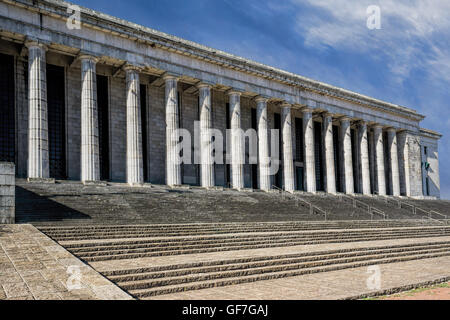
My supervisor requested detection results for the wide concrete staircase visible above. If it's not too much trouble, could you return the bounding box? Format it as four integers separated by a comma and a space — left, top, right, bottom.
16, 180, 450, 225
38, 222, 450, 299
111, 241, 450, 299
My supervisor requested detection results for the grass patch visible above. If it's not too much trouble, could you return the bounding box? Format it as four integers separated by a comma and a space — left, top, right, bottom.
367, 282, 450, 300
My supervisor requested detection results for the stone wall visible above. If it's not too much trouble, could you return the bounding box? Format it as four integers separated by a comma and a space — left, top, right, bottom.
0, 163, 15, 224
66, 66, 82, 180
421, 136, 440, 198
148, 84, 166, 185
109, 76, 127, 182
407, 133, 423, 197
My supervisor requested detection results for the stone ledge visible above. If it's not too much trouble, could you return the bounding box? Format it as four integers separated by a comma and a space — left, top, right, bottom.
83, 181, 108, 187
27, 178, 56, 184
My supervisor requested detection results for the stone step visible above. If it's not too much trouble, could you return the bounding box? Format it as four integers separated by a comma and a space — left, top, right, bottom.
73, 230, 450, 262
64, 227, 450, 251
17, 180, 449, 225
127, 251, 450, 298
39, 222, 446, 241
106, 242, 450, 281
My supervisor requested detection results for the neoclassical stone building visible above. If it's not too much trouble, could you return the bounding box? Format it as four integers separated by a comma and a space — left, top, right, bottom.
0, 0, 442, 198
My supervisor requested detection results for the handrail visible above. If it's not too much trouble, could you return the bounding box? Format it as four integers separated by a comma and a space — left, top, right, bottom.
370, 207, 387, 220
272, 186, 329, 220
429, 210, 448, 220
422, 215, 445, 225
378, 196, 446, 219
339, 194, 378, 220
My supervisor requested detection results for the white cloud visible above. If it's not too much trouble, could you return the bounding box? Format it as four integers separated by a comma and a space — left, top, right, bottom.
291, 0, 450, 82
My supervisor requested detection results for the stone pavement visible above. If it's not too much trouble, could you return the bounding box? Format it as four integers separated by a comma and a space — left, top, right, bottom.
0, 224, 132, 300
146, 256, 450, 300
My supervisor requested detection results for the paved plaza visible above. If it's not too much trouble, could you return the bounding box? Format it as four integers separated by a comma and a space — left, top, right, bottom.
1, 223, 449, 300
0, 225, 131, 300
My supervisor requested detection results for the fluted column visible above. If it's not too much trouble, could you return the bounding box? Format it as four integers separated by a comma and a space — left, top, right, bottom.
228, 91, 244, 189
373, 125, 386, 196
198, 83, 215, 188
256, 97, 271, 191
358, 121, 371, 195
26, 41, 49, 180
340, 117, 354, 194
282, 104, 295, 192
387, 128, 400, 197
164, 75, 182, 186
303, 108, 316, 193
323, 113, 336, 194
80, 55, 100, 183
125, 66, 144, 186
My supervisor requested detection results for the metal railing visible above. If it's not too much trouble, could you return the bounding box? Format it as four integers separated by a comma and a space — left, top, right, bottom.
376, 195, 447, 221
272, 186, 329, 220
338, 194, 387, 220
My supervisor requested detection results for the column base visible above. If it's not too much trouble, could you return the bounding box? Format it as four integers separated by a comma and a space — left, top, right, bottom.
169, 185, 191, 190
27, 178, 55, 184
83, 181, 108, 187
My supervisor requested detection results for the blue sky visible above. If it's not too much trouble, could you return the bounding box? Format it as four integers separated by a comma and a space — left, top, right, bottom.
71, 0, 449, 199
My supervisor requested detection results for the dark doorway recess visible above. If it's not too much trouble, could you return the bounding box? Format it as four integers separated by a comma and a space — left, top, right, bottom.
97, 75, 110, 181
47, 64, 66, 179
225, 103, 231, 187
0, 53, 15, 164
251, 108, 258, 189
274, 113, 282, 189
140, 84, 149, 182
333, 125, 342, 193
314, 121, 324, 191
295, 118, 304, 191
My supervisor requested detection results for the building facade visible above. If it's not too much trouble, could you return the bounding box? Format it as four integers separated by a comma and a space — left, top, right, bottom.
0, 0, 442, 198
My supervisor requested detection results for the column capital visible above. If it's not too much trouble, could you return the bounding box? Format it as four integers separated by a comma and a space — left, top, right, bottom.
196, 82, 213, 90
25, 40, 48, 52
123, 64, 142, 73
372, 124, 384, 130
227, 89, 243, 97
280, 102, 292, 109
301, 107, 313, 114
322, 112, 334, 118
162, 73, 180, 82
386, 127, 398, 133
79, 54, 99, 64
339, 116, 352, 122
255, 95, 270, 104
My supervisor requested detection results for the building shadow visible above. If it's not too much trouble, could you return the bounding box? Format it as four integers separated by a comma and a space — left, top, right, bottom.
15, 186, 91, 223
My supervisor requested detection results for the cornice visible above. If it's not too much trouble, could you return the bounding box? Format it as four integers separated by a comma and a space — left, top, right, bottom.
3, 0, 426, 122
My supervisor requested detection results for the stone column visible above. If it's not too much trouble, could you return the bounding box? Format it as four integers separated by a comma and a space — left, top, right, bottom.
26, 41, 49, 180
358, 121, 371, 195
80, 55, 100, 183
373, 125, 386, 196
125, 66, 144, 186
256, 97, 271, 191
164, 75, 182, 186
387, 128, 401, 197
229, 91, 244, 190
397, 131, 410, 197
340, 117, 354, 194
323, 113, 336, 194
303, 108, 316, 193
282, 104, 295, 192
198, 83, 215, 188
